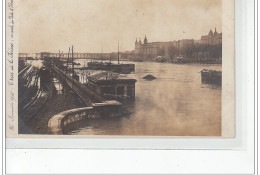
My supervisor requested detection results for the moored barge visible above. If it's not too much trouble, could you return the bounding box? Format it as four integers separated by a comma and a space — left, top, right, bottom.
201, 69, 222, 85
87, 61, 135, 74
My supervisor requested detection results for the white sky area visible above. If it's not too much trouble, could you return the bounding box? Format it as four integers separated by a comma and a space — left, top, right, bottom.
18, 0, 222, 53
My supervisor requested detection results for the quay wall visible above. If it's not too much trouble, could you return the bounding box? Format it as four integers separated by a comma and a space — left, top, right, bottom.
48, 107, 95, 134
48, 105, 121, 134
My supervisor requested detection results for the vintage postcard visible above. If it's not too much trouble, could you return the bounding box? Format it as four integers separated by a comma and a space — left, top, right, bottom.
6, 0, 235, 138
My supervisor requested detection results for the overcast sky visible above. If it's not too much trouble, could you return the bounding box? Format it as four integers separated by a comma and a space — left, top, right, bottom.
18, 0, 222, 53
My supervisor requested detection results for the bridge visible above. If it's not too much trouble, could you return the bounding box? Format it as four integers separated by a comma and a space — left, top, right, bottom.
19, 52, 117, 60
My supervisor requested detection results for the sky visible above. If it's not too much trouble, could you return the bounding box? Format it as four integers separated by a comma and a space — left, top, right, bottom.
18, 0, 222, 53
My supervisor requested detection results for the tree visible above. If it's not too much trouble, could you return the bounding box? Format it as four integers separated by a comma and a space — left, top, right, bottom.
168, 46, 178, 62
157, 47, 166, 56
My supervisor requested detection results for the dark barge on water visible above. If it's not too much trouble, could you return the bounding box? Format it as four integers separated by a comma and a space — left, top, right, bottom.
86, 71, 137, 100
87, 61, 135, 74
201, 69, 222, 85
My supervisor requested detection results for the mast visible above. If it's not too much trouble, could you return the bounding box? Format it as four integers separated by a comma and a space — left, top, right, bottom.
101, 43, 103, 60
54, 51, 58, 67
72, 45, 74, 75
109, 55, 112, 72
66, 47, 70, 74
118, 41, 120, 64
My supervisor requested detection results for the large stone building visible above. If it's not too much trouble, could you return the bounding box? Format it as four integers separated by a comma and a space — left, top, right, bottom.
198, 28, 222, 45
134, 36, 194, 58
134, 36, 158, 57
134, 28, 222, 58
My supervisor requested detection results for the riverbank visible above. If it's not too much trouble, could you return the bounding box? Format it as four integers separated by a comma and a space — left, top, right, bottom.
19, 73, 85, 134
76, 58, 222, 65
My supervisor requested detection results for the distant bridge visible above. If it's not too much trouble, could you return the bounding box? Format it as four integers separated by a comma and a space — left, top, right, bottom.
19, 52, 118, 60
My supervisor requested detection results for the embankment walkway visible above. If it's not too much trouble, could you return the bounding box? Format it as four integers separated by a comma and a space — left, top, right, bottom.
53, 66, 105, 106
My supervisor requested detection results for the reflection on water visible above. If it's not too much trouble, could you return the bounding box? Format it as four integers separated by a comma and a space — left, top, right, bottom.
70, 59, 222, 136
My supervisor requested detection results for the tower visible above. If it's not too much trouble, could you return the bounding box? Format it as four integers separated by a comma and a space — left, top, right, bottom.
135, 38, 138, 45
144, 35, 148, 44
208, 29, 213, 36
135, 38, 142, 55
135, 38, 138, 50
214, 27, 218, 36
208, 29, 214, 45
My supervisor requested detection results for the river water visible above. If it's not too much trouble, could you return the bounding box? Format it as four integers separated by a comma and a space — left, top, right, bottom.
69, 59, 221, 136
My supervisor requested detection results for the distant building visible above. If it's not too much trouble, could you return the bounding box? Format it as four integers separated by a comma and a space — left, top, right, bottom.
135, 36, 158, 58
179, 39, 195, 49
134, 36, 194, 59
134, 28, 222, 58
198, 28, 222, 45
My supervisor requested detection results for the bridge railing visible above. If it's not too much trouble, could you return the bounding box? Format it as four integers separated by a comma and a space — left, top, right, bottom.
53, 66, 104, 104
18, 65, 30, 77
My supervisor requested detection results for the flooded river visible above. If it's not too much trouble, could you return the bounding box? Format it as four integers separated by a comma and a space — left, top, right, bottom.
68, 59, 221, 136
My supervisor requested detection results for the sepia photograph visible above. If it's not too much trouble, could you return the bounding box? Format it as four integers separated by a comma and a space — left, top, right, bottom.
13, 0, 229, 136
7, 0, 258, 174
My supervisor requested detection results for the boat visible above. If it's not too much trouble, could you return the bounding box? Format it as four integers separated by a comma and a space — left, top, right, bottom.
201, 69, 221, 85
87, 42, 135, 74
87, 61, 135, 74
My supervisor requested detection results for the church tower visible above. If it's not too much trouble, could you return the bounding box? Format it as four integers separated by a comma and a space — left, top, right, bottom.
214, 28, 218, 36
135, 38, 138, 49
144, 35, 148, 44
135, 38, 141, 55
208, 29, 213, 36
208, 29, 214, 45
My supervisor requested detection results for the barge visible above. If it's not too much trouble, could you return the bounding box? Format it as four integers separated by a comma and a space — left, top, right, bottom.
87, 61, 135, 74
86, 71, 137, 100
201, 69, 222, 85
